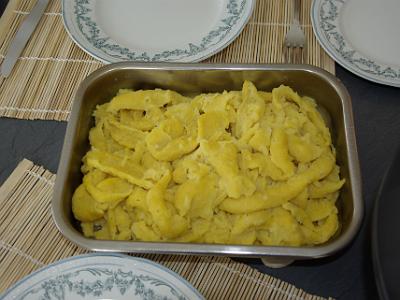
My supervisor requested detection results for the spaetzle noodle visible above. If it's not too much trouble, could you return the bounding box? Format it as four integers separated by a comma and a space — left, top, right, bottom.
72, 81, 344, 246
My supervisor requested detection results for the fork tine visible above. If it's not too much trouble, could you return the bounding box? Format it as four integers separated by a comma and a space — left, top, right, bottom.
287, 47, 293, 64
282, 45, 289, 63
291, 48, 296, 64
294, 47, 302, 64
286, 47, 295, 64
284, 46, 307, 64
283, 0, 307, 64
298, 46, 307, 64
301, 46, 307, 64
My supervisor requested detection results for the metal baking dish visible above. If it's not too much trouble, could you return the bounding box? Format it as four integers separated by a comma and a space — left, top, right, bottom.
52, 63, 362, 265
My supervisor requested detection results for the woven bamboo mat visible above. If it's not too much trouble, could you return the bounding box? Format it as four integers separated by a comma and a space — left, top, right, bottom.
0, 159, 333, 300
0, 0, 335, 121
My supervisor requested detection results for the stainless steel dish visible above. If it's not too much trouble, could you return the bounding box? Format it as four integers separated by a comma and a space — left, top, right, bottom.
52, 63, 362, 265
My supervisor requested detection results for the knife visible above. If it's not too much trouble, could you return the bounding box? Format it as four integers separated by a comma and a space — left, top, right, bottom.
0, 0, 50, 78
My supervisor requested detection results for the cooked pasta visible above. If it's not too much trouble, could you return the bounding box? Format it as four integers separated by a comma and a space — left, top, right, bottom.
72, 81, 344, 246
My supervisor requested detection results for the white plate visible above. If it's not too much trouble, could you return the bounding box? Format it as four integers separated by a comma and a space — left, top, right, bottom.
62, 0, 254, 63
1, 253, 204, 300
311, 0, 400, 87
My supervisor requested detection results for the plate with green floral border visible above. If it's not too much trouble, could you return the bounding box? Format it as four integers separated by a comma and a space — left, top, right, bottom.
0, 253, 204, 300
62, 0, 254, 63
311, 0, 400, 87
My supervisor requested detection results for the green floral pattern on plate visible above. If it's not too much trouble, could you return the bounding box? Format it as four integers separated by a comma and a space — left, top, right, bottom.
2, 254, 203, 300
73, 0, 248, 62
19, 268, 185, 300
312, 0, 400, 86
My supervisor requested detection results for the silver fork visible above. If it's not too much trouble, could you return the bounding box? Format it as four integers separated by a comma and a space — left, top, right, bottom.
283, 0, 307, 64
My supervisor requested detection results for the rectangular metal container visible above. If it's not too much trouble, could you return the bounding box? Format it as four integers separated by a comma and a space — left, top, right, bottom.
52, 63, 362, 263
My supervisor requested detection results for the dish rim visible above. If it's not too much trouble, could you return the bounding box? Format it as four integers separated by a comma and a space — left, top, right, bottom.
311, 0, 400, 88
61, 0, 255, 63
1, 253, 204, 299
52, 63, 363, 259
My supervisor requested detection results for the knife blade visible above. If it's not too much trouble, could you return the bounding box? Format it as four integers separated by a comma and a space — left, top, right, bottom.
0, 0, 50, 78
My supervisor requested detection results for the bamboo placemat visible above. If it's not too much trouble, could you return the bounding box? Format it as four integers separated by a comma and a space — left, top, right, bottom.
0, 0, 335, 121
0, 159, 333, 300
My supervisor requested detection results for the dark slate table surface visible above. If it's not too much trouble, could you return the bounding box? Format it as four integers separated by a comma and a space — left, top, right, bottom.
1, 1, 399, 299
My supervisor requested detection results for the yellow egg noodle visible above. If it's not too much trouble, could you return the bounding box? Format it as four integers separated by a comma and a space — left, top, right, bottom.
72, 81, 345, 246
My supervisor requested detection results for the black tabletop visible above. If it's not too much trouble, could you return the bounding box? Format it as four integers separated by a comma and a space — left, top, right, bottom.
372, 143, 400, 300
1, 2, 399, 299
